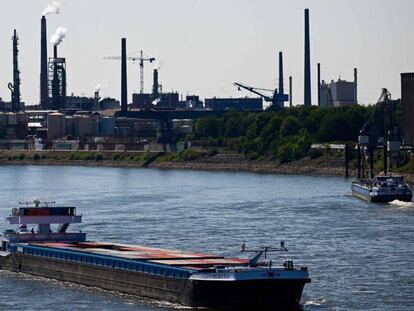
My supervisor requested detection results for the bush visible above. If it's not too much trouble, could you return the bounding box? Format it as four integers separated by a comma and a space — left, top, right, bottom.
94, 153, 104, 162
178, 149, 205, 161
277, 142, 297, 164
143, 152, 153, 162
33, 154, 41, 161
112, 153, 121, 161
18, 153, 26, 161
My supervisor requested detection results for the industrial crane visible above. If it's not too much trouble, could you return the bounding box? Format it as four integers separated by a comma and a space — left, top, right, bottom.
234, 82, 288, 109
104, 50, 155, 94
358, 88, 399, 178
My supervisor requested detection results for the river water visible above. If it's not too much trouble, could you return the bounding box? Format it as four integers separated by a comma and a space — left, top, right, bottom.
0, 165, 413, 311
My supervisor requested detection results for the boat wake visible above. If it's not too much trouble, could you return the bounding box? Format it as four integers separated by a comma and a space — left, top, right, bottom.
388, 200, 414, 208
304, 297, 327, 307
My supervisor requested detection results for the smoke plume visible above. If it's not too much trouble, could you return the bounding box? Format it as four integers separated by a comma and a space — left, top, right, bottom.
94, 83, 108, 92
154, 59, 164, 71
51, 27, 67, 46
42, 1, 61, 16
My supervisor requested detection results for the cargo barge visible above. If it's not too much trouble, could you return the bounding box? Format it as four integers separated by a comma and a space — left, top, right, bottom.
351, 175, 412, 203
0, 200, 311, 308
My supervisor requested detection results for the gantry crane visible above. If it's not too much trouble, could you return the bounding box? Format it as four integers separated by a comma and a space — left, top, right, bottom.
234, 82, 288, 110
104, 50, 155, 94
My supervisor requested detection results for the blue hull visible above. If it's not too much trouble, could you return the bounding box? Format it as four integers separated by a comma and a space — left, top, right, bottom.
352, 184, 413, 203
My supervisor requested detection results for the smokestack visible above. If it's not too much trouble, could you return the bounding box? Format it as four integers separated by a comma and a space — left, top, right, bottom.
317, 63, 321, 107
152, 69, 159, 100
40, 16, 48, 107
278, 52, 284, 95
354, 68, 358, 104
304, 8, 312, 106
54, 45, 57, 59
121, 38, 128, 112
289, 76, 293, 108
11, 29, 21, 112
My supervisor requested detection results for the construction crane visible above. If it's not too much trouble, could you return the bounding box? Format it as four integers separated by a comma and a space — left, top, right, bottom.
104, 50, 155, 94
234, 82, 288, 110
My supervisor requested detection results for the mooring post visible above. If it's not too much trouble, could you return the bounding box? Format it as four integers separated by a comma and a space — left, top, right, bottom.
344, 144, 349, 178
369, 147, 374, 178
357, 144, 361, 179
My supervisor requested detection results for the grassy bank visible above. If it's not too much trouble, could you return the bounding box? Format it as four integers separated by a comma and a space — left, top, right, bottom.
1, 149, 413, 184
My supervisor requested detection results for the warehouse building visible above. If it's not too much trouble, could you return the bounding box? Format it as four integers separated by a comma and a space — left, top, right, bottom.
204, 97, 262, 111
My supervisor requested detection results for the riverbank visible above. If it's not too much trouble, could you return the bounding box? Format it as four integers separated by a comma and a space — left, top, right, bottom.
1, 150, 413, 184
0, 149, 357, 178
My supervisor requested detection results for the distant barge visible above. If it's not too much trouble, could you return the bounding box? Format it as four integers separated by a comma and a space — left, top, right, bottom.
0, 200, 311, 308
352, 175, 412, 203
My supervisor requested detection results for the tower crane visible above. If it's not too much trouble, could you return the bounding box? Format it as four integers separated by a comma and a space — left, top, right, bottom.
234, 82, 288, 110
104, 50, 155, 94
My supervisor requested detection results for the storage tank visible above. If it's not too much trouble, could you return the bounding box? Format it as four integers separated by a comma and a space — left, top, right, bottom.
16, 112, 28, 124
65, 116, 75, 137
0, 112, 5, 126
47, 113, 66, 139
74, 116, 96, 138
99, 117, 115, 136
7, 113, 17, 125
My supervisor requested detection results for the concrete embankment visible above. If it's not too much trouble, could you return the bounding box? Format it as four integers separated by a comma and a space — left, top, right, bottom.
151, 153, 352, 177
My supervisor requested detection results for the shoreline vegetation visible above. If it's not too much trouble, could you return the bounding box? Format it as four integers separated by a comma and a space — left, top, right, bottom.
1, 150, 413, 184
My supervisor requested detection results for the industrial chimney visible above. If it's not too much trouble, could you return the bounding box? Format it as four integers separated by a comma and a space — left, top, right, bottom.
11, 29, 21, 112
304, 8, 312, 106
317, 63, 321, 107
40, 16, 48, 108
121, 38, 128, 112
152, 69, 159, 101
354, 68, 358, 104
289, 76, 293, 108
279, 51, 284, 95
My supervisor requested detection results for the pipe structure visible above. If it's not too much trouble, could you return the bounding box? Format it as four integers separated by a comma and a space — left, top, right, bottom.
121, 38, 128, 112
40, 16, 48, 107
304, 9, 312, 106
289, 76, 293, 108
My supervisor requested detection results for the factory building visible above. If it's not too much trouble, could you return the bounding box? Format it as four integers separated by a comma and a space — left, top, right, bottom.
131, 93, 151, 109
185, 96, 203, 109
65, 95, 97, 111
99, 98, 119, 110
205, 98, 263, 111
401, 73, 414, 145
0, 112, 28, 139
158, 93, 180, 108
319, 79, 357, 108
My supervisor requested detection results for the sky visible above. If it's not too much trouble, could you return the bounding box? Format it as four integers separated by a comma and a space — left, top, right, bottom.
0, 0, 413, 106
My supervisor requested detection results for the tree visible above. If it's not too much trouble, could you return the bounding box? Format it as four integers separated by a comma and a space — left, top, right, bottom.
196, 116, 221, 138
280, 116, 300, 137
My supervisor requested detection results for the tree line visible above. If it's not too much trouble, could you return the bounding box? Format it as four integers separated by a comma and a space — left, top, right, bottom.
194, 105, 383, 162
